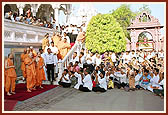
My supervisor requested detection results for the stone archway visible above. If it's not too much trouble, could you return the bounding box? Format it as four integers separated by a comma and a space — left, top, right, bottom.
137, 31, 153, 50
23, 4, 31, 16
127, 11, 164, 51
4, 4, 18, 15
36, 4, 54, 22
4, 4, 11, 14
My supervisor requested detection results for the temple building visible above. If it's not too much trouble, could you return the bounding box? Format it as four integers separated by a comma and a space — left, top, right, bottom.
69, 4, 98, 26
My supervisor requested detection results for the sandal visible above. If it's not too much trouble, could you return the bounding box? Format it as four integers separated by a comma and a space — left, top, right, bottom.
27, 89, 32, 92
11, 92, 16, 94
32, 87, 36, 90
7, 92, 12, 96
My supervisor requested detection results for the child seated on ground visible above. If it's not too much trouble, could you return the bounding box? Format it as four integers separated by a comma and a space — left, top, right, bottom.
73, 61, 80, 72
67, 62, 73, 72
108, 77, 114, 89
91, 75, 96, 89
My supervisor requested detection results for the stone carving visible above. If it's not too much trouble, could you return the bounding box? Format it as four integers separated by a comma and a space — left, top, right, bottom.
15, 32, 24, 41
127, 11, 164, 51
4, 31, 12, 40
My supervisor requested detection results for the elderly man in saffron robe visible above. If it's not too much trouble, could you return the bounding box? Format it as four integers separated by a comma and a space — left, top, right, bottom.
24, 52, 36, 92
5, 53, 17, 96
35, 52, 46, 88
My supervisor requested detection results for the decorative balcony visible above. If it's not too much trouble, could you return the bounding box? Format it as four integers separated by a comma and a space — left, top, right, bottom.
4, 19, 54, 47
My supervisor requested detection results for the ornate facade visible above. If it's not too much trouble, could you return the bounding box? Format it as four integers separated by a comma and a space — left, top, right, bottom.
127, 11, 164, 51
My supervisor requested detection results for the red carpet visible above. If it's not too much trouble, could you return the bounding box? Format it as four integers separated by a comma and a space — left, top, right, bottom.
4, 83, 58, 101
70, 43, 75, 48
4, 100, 18, 111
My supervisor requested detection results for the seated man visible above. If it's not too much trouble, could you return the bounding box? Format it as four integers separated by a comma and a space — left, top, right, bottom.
128, 67, 136, 91
74, 68, 83, 90
70, 52, 79, 65
85, 52, 95, 73
113, 67, 122, 89
79, 69, 93, 92
147, 68, 161, 92
79, 52, 85, 68
153, 73, 164, 99
139, 69, 151, 90
92, 70, 107, 92
134, 69, 142, 89
118, 68, 127, 89
59, 69, 71, 88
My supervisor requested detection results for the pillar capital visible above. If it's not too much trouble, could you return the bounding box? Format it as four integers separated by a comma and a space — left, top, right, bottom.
52, 4, 60, 9
30, 4, 40, 17
16, 3, 25, 9
16, 4, 25, 15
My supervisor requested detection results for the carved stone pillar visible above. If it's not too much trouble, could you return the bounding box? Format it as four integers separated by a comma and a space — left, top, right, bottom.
66, 4, 72, 24
154, 28, 160, 51
52, 4, 60, 26
16, 4, 25, 15
157, 28, 161, 51
131, 29, 137, 51
30, 4, 40, 17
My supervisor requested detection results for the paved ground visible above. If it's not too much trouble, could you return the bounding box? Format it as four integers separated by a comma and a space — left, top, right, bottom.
14, 87, 164, 111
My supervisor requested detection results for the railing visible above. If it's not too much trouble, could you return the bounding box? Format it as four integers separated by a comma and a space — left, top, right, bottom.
4, 19, 54, 46
55, 41, 84, 85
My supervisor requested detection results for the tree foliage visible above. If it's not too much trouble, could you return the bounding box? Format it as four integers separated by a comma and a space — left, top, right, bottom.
137, 4, 152, 15
111, 4, 136, 40
85, 13, 126, 53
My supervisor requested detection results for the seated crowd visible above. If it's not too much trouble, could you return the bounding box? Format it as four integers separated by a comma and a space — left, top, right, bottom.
58, 48, 164, 99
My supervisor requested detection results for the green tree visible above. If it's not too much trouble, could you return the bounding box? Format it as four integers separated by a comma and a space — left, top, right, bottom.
85, 14, 126, 53
111, 4, 136, 40
138, 4, 151, 15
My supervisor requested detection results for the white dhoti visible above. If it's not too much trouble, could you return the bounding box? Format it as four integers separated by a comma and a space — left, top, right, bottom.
54, 64, 58, 73
147, 84, 163, 92
74, 83, 83, 90
140, 83, 150, 90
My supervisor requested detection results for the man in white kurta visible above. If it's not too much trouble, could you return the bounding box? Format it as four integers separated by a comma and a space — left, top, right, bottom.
50, 42, 58, 76
74, 71, 83, 89
79, 69, 93, 92
147, 68, 160, 92
70, 52, 79, 65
